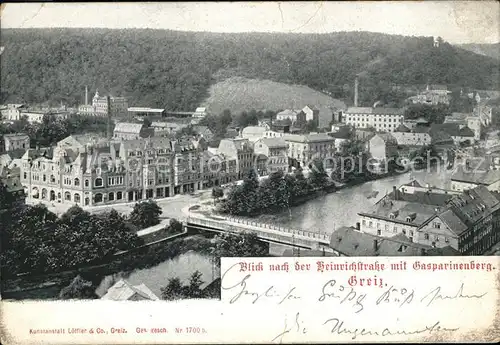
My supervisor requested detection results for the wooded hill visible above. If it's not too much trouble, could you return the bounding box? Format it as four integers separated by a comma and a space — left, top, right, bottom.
457, 43, 499, 60
1, 29, 499, 110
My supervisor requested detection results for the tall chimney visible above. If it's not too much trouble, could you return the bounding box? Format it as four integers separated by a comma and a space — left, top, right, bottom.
373, 239, 378, 252
106, 95, 112, 140
354, 76, 359, 107
85, 86, 88, 105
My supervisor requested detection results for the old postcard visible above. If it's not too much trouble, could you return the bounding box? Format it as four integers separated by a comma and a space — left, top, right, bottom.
0, 1, 499, 344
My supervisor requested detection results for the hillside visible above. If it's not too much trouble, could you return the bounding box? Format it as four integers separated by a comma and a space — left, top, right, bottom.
457, 43, 499, 60
1, 29, 499, 112
202, 77, 345, 127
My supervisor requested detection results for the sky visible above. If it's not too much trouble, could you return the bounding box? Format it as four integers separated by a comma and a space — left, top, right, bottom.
1, 1, 499, 44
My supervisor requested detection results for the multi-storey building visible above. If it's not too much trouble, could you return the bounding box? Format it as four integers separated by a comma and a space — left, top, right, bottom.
391, 125, 432, 146
302, 105, 320, 127
1, 104, 26, 121
21, 134, 206, 207
3, 133, 30, 152
283, 133, 336, 168
253, 137, 289, 175
217, 138, 255, 180
276, 109, 306, 125
342, 107, 405, 132
79, 90, 128, 117
357, 184, 500, 255
240, 126, 284, 142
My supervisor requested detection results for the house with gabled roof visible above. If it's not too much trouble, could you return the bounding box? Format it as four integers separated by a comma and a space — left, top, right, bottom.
101, 279, 159, 301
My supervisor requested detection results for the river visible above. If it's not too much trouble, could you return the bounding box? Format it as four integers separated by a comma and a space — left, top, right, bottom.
96, 250, 217, 298
96, 168, 451, 298
257, 167, 453, 235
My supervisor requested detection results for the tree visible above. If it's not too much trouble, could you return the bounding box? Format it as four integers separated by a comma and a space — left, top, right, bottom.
212, 232, 268, 267
175, 125, 198, 139
186, 270, 204, 299
161, 277, 185, 300
129, 200, 163, 229
166, 218, 183, 234
308, 158, 328, 189
211, 186, 224, 204
59, 275, 98, 300
0, 180, 13, 210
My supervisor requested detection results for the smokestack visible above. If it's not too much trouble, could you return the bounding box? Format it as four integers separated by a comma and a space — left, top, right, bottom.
106, 95, 112, 140
354, 76, 359, 107
373, 239, 378, 252
85, 86, 88, 105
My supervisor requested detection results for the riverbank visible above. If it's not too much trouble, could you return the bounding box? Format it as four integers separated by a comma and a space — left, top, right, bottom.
2, 234, 215, 300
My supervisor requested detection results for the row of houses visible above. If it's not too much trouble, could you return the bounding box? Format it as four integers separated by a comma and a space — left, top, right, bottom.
329, 180, 500, 256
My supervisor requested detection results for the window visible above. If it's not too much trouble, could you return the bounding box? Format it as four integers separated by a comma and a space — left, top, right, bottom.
433, 222, 441, 229
424, 233, 429, 240
393, 226, 398, 233
43, 174, 46, 182
410, 230, 414, 236
85, 179, 89, 187
74, 178, 80, 186
65, 192, 71, 201
117, 191, 123, 200
435, 235, 439, 242
369, 221, 373, 228
377, 230, 381, 235
23, 172, 27, 179
108, 192, 115, 201
95, 178, 103, 187
74, 194, 80, 203
385, 224, 389, 231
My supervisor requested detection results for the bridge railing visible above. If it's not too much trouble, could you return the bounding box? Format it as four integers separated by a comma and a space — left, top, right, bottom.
222, 215, 330, 242
187, 216, 330, 244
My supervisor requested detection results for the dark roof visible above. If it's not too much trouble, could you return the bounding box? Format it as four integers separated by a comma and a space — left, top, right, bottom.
282, 249, 337, 257
383, 189, 454, 207
395, 124, 411, 133
371, 107, 404, 115
442, 186, 500, 234
431, 123, 474, 138
259, 137, 288, 148
329, 227, 432, 257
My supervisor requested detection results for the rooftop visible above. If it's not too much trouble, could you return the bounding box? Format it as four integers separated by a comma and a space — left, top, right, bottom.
283, 133, 334, 143
360, 199, 439, 227
258, 137, 288, 148
329, 227, 434, 257
101, 279, 159, 301
114, 122, 145, 134
241, 126, 267, 137
345, 107, 403, 115
127, 107, 165, 113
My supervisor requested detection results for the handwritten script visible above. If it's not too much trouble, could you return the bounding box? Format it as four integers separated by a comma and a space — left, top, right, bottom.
221, 257, 497, 342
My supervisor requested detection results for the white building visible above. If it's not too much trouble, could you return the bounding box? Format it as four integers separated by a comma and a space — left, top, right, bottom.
342, 107, 404, 132
1, 104, 26, 121
240, 126, 284, 142
192, 107, 208, 118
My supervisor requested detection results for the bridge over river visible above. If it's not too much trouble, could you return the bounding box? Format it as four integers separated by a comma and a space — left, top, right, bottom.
186, 215, 332, 250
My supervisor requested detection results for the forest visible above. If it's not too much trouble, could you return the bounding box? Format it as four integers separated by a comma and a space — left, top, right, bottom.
1, 29, 499, 111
